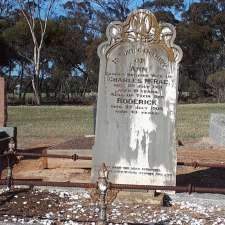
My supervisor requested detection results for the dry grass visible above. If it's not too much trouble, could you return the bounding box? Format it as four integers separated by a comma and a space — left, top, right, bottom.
176, 103, 225, 140
7, 103, 225, 147
7, 105, 93, 148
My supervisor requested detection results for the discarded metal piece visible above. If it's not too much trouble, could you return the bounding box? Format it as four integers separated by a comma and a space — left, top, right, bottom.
97, 163, 109, 225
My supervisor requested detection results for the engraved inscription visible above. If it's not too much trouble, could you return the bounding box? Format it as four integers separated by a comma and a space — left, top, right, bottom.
106, 42, 171, 116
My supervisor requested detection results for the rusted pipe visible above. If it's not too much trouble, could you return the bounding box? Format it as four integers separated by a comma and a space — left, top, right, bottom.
2, 151, 225, 169
110, 183, 225, 194
1, 179, 225, 194
16, 152, 92, 161
0, 152, 92, 161
14, 153, 225, 169
16, 152, 75, 159
0, 179, 96, 189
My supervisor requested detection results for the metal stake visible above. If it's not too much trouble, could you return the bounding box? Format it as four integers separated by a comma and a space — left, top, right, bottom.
6, 156, 13, 189
97, 163, 109, 225
6, 138, 16, 190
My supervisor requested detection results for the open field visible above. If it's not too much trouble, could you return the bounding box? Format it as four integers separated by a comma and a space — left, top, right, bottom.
7, 103, 225, 148
176, 103, 225, 140
7, 105, 93, 148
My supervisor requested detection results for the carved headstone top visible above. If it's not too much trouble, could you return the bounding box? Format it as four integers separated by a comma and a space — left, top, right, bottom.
92, 9, 183, 187
98, 9, 182, 63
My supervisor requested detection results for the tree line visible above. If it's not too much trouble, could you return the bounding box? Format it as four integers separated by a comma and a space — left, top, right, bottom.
0, 0, 225, 105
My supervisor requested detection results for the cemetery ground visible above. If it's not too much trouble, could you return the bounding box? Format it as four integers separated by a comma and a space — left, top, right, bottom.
1, 103, 225, 225
7, 103, 225, 148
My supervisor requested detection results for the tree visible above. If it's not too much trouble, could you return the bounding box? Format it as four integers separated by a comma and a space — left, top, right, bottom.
141, 0, 184, 12
16, 0, 57, 105
0, 0, 16, 17
207, 70, 225, 102
63, 0, 136, 93
177, 1, 224, 98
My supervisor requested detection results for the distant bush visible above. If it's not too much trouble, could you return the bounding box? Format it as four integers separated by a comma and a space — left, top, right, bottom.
207, 70, 225, 103
7, 94, 96, 106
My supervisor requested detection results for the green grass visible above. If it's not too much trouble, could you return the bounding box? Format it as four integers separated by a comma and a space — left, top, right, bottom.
7, 106, 94, 147
7, 103, 225, 147
176, 103, 225, 140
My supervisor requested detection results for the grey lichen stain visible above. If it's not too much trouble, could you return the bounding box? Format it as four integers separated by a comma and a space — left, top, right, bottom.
141, 131, 147, 155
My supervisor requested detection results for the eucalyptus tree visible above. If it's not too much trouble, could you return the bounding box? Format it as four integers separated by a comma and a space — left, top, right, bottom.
179, 1, 224, 96
15, 0, 57, 104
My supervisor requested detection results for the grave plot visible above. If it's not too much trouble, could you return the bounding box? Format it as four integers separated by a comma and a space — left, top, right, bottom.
1, 9, 225, 225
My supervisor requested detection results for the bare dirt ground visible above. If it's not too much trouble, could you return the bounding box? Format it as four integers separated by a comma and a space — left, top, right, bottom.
1, 187, 225, 225
1, 187, 224, 225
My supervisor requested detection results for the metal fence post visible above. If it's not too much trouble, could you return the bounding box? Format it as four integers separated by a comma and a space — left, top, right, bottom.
6, 138, 15, 189
97, 163, 109, 225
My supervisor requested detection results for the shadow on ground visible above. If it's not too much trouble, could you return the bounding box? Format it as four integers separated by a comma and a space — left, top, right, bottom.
177, 168, 225, 188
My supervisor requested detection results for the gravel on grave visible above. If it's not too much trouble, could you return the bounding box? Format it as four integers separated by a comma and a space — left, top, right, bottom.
0, 187, 225, 225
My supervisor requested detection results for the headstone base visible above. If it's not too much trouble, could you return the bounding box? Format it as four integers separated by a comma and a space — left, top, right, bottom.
113, 190, 165, 205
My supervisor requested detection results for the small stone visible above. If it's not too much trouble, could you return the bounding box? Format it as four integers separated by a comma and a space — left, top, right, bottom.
95, 208, 100, 213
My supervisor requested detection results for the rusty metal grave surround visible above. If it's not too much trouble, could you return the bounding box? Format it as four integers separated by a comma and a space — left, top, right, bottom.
1, 140, 225, 224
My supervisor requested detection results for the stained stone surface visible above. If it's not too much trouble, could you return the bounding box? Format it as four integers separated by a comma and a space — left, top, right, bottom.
92, 9, 182, 186
209, 113, 225, 147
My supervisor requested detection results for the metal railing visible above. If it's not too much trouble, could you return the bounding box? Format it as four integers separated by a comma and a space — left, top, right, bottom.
1, 139, 225, 224
1, 150, 225, 169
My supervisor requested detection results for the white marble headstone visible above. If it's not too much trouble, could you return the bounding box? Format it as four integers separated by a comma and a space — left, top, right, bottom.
92, 9, 183, 186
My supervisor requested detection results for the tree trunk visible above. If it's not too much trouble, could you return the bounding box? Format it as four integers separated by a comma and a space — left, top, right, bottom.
32, 47, 41, 105
19, 62, 24, 100
32, 76, 40, 105
82, 76, 89, 97
40, 71, 45, 102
